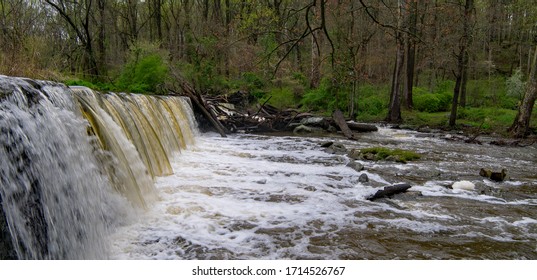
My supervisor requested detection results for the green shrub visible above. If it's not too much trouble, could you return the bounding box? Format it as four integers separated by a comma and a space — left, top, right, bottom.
414, 93, 451, 112
466, 76, 506, 107
506, 68, 526, 99
359, 95, 386, 116
242, 72, 265, 89
301, 78, 334, 111
264, 87, 297, 109
116, 43, 169, 93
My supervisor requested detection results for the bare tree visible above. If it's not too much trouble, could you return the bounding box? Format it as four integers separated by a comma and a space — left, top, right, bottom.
509, 45, 537, 138
44, 0, 100, 77
449, 0, 474, 127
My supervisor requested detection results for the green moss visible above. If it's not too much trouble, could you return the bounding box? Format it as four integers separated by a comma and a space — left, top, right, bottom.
359, 147, 421, 163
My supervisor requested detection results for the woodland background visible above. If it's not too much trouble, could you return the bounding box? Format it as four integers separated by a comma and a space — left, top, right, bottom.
1, 0, 536, 136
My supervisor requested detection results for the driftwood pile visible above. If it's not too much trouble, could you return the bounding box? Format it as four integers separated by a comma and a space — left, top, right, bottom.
175, 85, 378, 139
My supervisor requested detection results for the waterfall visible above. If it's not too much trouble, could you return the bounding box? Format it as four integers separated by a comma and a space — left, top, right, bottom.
0, 75, 199, 259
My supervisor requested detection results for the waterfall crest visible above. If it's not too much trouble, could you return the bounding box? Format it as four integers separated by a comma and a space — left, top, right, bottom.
0, 76, 199, 259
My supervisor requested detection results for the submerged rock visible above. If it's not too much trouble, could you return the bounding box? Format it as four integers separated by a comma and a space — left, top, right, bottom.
320, 141, 334, 148
321, 142, 347, 155
480, 168, 507, 182
0, 194, 17, 259
255, 179, 267, 184
293, 125, 324, 135
346, 161, 364, 172
347, 147, 420, 163
358, 173, 369, 183
367, 183, 412, 201
301, 117, 328, 128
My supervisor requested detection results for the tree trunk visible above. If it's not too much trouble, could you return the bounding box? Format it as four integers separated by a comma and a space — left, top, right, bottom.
509, 46, 537, 138
154, 0, 162, 42
403, 0, 417, 110
449, 0, 473, 127
97, 0, 107, 76
460, 53, 469, 107
386, 0, 405, 123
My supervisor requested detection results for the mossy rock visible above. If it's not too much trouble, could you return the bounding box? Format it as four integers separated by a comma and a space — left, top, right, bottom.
349, 147, 421, 163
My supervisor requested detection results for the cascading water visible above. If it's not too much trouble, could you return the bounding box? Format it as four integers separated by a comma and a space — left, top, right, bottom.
0, 76, 125, 259
2, 75, 537, 260
0, 75, 199, 259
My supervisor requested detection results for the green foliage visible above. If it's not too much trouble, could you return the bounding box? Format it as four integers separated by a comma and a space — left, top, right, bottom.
359, 147, 421, 163
263, 87, 296, 109
435, 80, 456, 94
301, 88, 329, 111
116, 42, 169, 93
359, 95, 387, 116
411, 84, 453, 113
301, 78, 347, 112
414, 92, 452, 112
348, 83, 390, 121
506, 68, 526, 99
466, 76, 515, 108
179, 35, 230, 94
403, 111, 449, 127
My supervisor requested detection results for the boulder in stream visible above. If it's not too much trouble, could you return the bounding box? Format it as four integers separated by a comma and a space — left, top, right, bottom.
366, 183, 412, 201
321, 142, 347, 155
358, 173, 369, 183
480, 168, 507, 182
346, 160, 364, 172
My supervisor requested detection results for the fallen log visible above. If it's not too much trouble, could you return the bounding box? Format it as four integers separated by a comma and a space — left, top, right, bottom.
332, 109, 355, 140
177, 84, 228, 137
367, 183, 412, 201
346, 122, 378, 132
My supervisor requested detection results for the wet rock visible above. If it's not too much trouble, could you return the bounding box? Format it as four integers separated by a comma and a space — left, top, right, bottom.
480, 168, 507, 182
417, 126, 432, 133
347, 149, 361, 160
320, 141, 334, 148
324, 143, 347, 155
346, 161, 364, 172
479, 168, 492, 178
392, 168, 442, 184
346, 122, 378, 132
490, 139, 536, 147
363, 153, 376, 161
392, 191, 423, 201
490, 169, 507, 182
321, 141, 346, 154
0, 195, 17, 259
358, 173, 369, 183
293, 125, 317, 134
327, 125, 338, 133
366, 183, 412, 201
301, 117, 329, 128
474, 183, 497, 196
255, 179, 267, 184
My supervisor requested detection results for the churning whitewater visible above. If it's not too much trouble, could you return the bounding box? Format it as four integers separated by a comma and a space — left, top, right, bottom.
110, 130, 537, 260
0, 75, 199, 259
1, 75, 537, 260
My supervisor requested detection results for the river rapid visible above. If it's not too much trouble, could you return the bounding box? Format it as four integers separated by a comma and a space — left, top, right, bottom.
110, 127, 537, 260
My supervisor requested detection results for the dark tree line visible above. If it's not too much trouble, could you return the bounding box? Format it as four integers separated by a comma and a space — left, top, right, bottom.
1, 0, 536, 136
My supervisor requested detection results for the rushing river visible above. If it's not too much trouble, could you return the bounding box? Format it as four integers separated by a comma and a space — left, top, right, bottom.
110, 128, 537, 260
